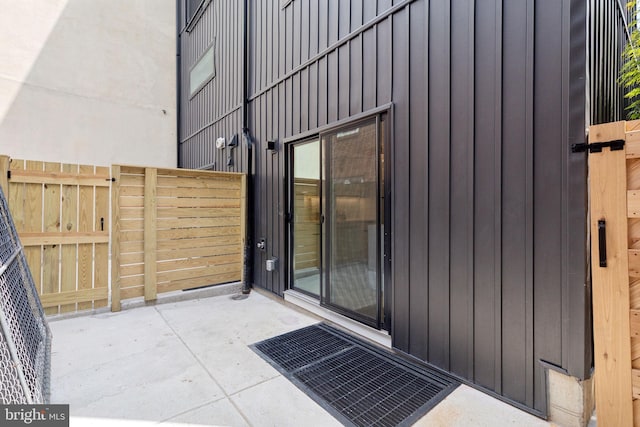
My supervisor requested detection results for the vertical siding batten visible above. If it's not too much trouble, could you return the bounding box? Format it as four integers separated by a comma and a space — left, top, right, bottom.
493, 0, 503, 396
408, 0, 427, 360
501, 0, 531, 405
533, 0, 565, 411
427, 0, 451, 370
473, 0, 499, 392
565, 0, 589, 380
524, 0, 535, 404
392, 6, 411, 353
449, 0, 475, 380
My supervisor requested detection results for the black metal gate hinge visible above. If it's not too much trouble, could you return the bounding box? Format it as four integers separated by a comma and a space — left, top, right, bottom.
571, 139, 625, 153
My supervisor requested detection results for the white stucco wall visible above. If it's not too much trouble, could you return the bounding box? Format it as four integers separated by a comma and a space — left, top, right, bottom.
0, 0, 177, 167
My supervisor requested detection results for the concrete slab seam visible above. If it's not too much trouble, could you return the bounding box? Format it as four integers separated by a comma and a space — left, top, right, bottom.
152, 305, 256, 427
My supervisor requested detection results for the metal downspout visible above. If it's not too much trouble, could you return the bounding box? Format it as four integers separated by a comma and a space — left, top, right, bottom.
241, 0, 253, 294
176, 0, 182, 167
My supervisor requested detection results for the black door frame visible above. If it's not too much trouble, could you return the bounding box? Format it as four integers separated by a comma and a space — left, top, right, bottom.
285, 111, 392, 331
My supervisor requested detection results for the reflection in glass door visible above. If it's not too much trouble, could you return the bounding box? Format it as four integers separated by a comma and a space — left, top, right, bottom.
290, 140, 321, 296
324, 119, 381, 326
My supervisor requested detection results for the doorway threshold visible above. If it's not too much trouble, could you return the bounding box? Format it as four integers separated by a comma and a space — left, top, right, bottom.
284, 289, 392, 349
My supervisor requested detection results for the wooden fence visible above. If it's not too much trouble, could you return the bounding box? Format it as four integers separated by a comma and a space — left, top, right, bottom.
0, 156, 110, 314
293, 178, 320, 271
0, 155, 246, 314
589, 120, 640, 426
112, 165, 245, 311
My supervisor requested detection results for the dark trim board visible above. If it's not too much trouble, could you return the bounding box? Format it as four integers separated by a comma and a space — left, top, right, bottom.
177, 0, 599, 417
282, 103, 393, 144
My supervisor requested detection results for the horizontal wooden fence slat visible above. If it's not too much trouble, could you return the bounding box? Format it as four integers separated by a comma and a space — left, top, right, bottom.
156, 176, 241, 189
120, 226, 242, 242
157, 253, 240, 272
120, 240, 144, 253
629, 191, 640, 217
627, 131, 640, 159
40, 287, 108, 308
120, 275, 144, 288
19, 232, 109, 246
9, 169, 111, 186
121, 254, 241, 277
157, 262, 241, 283
158, 272, 240, 293
156, 198, 241, 208
120, 186, 242, 198
120, 217, 241, 231
634, 369, 640, 399
157, 235, 241, 251
156, 168, 243, 179
120, 208, 144, 219
120, 244, 241, 266
157, 207, 241, 218
632, 310, 640, 338
158, 244, 240, 260
120, 286, 144, 300
631, 250, 640, 278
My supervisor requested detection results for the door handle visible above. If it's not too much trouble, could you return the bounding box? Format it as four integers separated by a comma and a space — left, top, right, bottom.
598, 219, 607, 268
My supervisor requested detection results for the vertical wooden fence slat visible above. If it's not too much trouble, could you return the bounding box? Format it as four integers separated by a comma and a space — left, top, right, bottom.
77, 165, 94, 311
25, 161, 45, 311
94, 166, 110, 309
42, 162, 61, 315
589, 121, 634, 426
111, 165, 121, 312
60, 163, 79, 313
0, 155, 9, 195
8, 159, 25, 233
144, 168, 157, 301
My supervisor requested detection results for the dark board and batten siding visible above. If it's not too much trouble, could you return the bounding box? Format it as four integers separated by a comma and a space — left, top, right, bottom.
178, 0, 591, 417
588, 0, 628, 124
178, 0, 247, 172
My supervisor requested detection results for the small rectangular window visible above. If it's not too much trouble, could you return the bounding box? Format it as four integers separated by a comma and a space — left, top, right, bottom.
190, 42, 215, 97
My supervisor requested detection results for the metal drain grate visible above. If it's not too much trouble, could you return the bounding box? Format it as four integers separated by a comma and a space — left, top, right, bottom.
252, 324, 459, 427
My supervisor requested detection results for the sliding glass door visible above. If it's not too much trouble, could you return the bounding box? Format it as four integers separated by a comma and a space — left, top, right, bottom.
324, 119, 381, 326
288, 116, 388, 329
289, 140, 321, 297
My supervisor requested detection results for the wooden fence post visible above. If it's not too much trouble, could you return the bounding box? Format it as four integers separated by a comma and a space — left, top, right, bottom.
589, 121, 634, 426
0, 155, 9, 197
111, 165, 121, 312
144, 168, 157, 301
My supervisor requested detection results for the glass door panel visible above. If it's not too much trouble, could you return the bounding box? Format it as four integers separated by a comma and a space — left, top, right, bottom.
325, 120, 379, 325
290, 140, 321, 296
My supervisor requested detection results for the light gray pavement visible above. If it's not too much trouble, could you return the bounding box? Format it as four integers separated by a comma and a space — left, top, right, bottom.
50, 290, 561, 427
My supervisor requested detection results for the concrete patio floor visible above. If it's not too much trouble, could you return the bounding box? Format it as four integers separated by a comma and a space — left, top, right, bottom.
50, 289, 562, 426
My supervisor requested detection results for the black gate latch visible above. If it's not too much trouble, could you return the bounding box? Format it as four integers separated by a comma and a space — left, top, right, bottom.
571, 139, 625, 153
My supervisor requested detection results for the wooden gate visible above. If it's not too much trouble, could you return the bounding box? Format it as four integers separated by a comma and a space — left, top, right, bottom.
589, 120, 640, 426
0, 156, 110, 314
